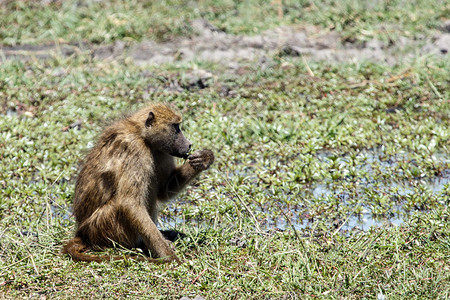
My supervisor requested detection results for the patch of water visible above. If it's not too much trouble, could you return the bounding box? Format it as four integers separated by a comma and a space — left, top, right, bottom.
163, 179, 448, 233
261, 212, 405, 233
312, 183, 332, 198
163, 150, 448, 233
49, 201, 71, 221
264, 216, 307, 231
428, 175, 450, 193
343, 214, 404, 231
6, 109, 17, 117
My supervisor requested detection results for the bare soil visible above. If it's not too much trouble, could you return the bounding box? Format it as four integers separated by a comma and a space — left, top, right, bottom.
1, 20, 448, 66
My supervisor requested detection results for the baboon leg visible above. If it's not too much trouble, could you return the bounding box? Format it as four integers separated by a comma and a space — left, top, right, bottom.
120, 201, 181, 264
75, 204, 137, 249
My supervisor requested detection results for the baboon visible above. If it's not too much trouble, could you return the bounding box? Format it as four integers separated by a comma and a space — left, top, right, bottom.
63, 103, 214, 263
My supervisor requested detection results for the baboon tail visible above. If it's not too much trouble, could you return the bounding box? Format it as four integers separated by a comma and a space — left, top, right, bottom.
63, 237, 180, 264
62, 237, 103, 263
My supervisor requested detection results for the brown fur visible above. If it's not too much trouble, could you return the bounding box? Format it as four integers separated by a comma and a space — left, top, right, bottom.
63, 103, 214, 263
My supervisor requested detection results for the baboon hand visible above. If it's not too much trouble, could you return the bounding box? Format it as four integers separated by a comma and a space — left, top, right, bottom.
188, 149, 214, 171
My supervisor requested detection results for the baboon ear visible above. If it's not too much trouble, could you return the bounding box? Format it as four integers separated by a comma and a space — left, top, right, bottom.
145, 112, 155, 128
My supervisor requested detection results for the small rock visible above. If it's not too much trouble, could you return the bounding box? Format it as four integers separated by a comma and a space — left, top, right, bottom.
434, 33, 450, 54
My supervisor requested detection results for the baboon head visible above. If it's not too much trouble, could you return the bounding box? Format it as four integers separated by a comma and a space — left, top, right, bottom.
142, 104, 192, 158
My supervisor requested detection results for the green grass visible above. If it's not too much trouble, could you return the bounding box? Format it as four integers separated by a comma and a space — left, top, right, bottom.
0, 54, 448, 298
0, 0, 448, 46
1, 0, 449, 298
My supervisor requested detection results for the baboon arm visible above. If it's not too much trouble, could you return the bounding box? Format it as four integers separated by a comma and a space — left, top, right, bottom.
160, 163, 199, 201
160, 149, 214, 201
119, 200, 181, 263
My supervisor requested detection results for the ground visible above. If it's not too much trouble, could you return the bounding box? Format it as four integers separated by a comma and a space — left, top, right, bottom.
0, 0, 449, 299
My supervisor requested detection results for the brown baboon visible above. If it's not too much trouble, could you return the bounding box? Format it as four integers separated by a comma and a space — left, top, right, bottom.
63, 103, 214, 263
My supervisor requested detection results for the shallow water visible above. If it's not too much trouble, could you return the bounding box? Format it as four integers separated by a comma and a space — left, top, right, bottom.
261, 212, 405, 232
165, 150, 449, 233
271, 176, 448, 232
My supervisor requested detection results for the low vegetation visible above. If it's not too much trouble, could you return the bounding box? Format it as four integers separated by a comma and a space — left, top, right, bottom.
1, 0, 448, 45
0, 0, 449, 298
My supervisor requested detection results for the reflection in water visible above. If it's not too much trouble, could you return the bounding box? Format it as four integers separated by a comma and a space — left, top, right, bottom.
344, 214, 404, 231
164, 150, 449, 233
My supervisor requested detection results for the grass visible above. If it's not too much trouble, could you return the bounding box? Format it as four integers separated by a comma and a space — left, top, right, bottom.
0, 54, 448, 298
0, 0, 448, 46
0, 0, 449, 298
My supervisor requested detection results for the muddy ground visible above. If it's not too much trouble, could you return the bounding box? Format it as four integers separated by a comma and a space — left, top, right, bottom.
1, 19, 449, 67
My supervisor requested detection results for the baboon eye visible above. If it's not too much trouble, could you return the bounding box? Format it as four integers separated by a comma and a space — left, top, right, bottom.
173, 123, 181, 133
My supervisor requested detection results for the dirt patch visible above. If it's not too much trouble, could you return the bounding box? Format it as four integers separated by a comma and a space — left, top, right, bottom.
1, 20, 448, 65
127, 20, 450, 66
